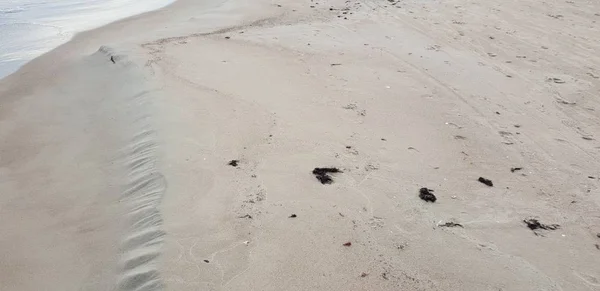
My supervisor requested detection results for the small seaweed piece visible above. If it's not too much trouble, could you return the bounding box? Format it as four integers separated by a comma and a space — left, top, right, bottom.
510, 167, 523, 173
289, 214, 297, 218
343, 242, 352, 247
478, 177, 494, 186
523, 218, 560, 235
228, 160, 239, 167
439, 222, 463, 228
419, 188, 437, 202
312, 167, 342, 184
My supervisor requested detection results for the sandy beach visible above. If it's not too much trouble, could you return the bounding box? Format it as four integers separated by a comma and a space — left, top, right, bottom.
1, 0, 600, 290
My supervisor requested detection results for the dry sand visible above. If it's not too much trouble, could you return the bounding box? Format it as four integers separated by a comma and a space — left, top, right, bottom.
1, 0, 600, 290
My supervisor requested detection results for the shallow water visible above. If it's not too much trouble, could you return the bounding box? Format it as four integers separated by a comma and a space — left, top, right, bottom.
0, 0, 175, 79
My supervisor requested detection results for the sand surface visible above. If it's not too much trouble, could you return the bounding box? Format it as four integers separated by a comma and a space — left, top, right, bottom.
1, 0, 600, 290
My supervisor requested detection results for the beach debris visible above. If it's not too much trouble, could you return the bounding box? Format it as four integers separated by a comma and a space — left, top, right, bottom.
238, 214, 252, 219
289, 214, 297, 218
511, 167, 523, 173
110, 56, 116, 64
243, 241, 250, 245
343, 242, 352, 247
224, 36, 231, 39
361, 272, 368, 278
419, 188, 437, 202
331, 63, 342, 66
312, 167, 342, 184
381, 138, 387, 141
204, 260, 210, 263
439, 221, 464, 228
228, 160, 239, 167
523, 218, 560, 235
478, 177, 494, 187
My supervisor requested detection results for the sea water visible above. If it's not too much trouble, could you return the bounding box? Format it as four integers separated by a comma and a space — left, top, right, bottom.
0, 0, 175, 79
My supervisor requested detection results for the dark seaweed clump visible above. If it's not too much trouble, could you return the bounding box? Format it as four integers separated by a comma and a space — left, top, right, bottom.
419, 188, 437, 202
478, 177, 493, 187
312, 167, 342, 184
523, 218, 560, 235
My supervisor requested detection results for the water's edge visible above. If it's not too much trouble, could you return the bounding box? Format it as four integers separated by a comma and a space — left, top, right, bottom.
0, 0, 176, 79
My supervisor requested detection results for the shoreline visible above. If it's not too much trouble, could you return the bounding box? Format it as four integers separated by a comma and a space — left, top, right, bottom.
2, 0, 600, 290
0, 0, 178, 79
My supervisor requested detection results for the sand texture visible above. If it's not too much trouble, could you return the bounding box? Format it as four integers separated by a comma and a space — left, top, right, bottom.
1, 0, 600, 290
